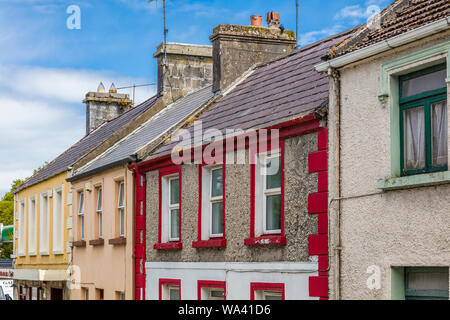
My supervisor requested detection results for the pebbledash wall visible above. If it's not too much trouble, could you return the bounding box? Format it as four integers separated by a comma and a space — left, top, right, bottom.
138, 121, 330, 300
328, 32, 450, 299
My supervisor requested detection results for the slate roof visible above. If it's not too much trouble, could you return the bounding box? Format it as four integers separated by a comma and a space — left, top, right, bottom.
15, 95, 160, 192
70, 86, 215, 181
329, 0, 450, 58
148, 28, 354, 160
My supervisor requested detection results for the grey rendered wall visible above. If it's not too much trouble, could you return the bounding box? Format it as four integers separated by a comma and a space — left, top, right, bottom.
145, 134, 318, 263
328, 32, 450, 300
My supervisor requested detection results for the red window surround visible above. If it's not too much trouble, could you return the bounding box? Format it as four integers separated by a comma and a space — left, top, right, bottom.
250, 282, 285, 300
159, 279, 181, 300
192, 155, 227, 249
154, 166, 183, 251
197, 280, 226, 300
245, 139, 286, 246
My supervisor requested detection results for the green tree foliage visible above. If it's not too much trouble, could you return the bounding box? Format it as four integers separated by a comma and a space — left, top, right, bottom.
0, 179, 23, 258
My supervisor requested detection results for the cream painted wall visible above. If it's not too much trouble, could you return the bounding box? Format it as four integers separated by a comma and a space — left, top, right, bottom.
70, 165, 134, 300
329, 31, 450, 300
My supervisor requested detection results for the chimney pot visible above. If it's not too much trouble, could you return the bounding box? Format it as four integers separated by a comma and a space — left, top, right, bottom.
109, 83, 117, 93
250, 15, 262, 26
97, 82, 106, 93
266, 12, 280, 27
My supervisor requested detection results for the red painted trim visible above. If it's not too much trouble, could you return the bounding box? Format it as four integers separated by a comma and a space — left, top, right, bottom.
134, 167, 146, 300
153, 242, 183, 250
307, 127, 329, 299
156, 166, 182, 247
244, 235, 286, 246
136, 116, 321, 172
197, 281, 226, 300
192, 239, 227, 248
250, 283, 285, 300
197, 165, 203, 242
159, 279, 181, 300
308, 192, 328, 214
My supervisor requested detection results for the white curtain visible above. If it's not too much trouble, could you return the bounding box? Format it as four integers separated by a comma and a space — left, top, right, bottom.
432, 100, 448, 167
405, 106, 425, 170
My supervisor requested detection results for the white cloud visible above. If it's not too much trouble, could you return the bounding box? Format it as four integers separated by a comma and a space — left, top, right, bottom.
299, 25, 345, 46
0, 65, 156, 194
334, 0, 389, 24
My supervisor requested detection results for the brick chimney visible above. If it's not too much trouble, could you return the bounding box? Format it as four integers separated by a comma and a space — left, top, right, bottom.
83, 82, 132, 135
153, 42, 213, 103
210, 13, 296, 93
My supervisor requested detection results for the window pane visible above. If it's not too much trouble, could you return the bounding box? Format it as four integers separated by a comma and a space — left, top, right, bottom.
402, 68, 446, 98
431, 100, 448, 168
404, 106, 425, 171
211, 168, 223, 198
169, 288, 179, 300
118, 183, 124, 207
408, 271, 449, 291
170, 209, 179, 239
99, 212, 102, 238
170, 178, 179, 205
266, 194, 281, 231
97, 188, 102, 211
264, 293, 282, 300
79, 193, 84, 214
211, 202, 223, 235
210, 290, 224, 299
266, 156, 281, 189
120, 208, 124, 237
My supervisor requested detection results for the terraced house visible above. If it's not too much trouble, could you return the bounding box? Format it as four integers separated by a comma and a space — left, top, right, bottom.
133, 17, 353, 300
12, 81, 162, 300
67, 42, 216, 300
316, 0, 450, 300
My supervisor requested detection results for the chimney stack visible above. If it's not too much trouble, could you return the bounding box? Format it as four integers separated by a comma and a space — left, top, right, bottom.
210, 13, 296, 93
83, 83, 132, 135
153, 42, 213, 103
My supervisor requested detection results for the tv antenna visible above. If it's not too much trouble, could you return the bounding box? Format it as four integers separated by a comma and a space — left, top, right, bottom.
148, 0, 168, 69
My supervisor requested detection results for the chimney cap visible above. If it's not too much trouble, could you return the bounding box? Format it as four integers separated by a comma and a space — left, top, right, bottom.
97, 82, 106, 93
109, 83, 117, 93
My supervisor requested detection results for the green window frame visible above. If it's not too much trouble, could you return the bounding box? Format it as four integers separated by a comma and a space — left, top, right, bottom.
399, 63, 448, 176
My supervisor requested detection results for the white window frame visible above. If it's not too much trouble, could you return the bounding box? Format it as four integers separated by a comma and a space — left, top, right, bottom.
167, 285, 180, 300
255, 150, 282, 236
39, 190, 51, 255
96, 186, 103, 239
78, 191, 85, 241
201, 165, 224, 239
53, 185, 64, 254
117, 182, 125, 237
27, 196, 37, 256
168, 176, 180, 242
161, 174, 180, 243
18, 199, 26, 256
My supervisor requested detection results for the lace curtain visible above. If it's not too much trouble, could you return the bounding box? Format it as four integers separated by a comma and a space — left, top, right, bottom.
405, 106, 425, 171
432, 100, 448, 167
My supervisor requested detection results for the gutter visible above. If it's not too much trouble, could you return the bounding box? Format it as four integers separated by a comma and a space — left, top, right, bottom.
315, 17, 450, 72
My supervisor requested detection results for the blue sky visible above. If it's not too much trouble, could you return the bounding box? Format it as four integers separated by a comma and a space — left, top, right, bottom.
0, 0, 392, 195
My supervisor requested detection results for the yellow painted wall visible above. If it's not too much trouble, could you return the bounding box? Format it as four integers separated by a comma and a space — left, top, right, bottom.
14, 172, 71, 270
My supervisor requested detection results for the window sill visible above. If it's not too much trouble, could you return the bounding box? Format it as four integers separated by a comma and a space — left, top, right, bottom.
192, 239, 227, 248
377, 171, 450, 191
39, 251, 49, 256
153, 242, 183, 250
89, 239, 104, 246
73, 240, 86, 247
244, 235, 286, 246
52, 250, 64, 255
109, 237, 127, 246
